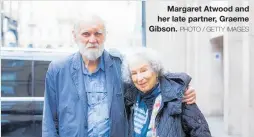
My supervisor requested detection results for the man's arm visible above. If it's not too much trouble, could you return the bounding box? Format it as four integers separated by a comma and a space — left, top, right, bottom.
182, 103, 212, 137
163, 72, 196, 104
42, 63, 59, 137
183, 86, 196, 104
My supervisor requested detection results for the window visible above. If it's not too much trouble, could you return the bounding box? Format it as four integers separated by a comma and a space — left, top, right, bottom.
34, 61, 50, 97
1, 59, 46, 137
1, 60, 32, 97
1, 59, 50, 97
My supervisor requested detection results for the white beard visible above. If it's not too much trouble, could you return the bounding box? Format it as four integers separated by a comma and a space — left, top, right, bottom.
77, 42, 104, 61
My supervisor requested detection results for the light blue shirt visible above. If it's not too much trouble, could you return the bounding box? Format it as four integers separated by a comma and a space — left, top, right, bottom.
82, 55, 110, 137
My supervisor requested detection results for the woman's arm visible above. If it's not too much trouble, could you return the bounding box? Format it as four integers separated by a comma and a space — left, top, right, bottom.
181, 103, 212, 137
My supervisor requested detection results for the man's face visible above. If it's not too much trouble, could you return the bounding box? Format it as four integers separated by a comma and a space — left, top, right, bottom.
74, 20, 105, 60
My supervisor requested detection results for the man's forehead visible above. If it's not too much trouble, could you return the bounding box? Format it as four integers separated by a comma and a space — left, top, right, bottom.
78, 20, 104, 31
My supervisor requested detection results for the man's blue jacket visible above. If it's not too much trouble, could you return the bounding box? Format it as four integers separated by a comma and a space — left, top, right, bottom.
42, 50, 128, 137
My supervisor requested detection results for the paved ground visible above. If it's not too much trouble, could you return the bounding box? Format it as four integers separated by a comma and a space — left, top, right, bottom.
206, 116, 240, 137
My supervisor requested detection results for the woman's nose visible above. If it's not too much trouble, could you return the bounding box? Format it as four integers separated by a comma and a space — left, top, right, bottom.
137, 73, 144, 83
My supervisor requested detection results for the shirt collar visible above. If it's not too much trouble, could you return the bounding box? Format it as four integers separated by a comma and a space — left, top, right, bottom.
81, 51, 105, 75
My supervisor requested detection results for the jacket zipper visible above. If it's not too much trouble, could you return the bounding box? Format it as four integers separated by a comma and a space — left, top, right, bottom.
130, 106, 134, 137
155, 102, 164, 128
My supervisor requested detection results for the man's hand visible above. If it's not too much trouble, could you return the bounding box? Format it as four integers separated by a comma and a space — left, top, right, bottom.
183, 86, 196, 104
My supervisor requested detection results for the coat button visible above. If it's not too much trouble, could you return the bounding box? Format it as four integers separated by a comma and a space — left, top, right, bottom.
198, 119, 202, 124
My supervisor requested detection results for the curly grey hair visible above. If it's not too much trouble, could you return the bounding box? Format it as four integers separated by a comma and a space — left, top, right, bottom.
121, 47, 166, 83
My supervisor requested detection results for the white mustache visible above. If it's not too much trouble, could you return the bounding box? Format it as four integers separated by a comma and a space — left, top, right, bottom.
78, 42, 104, 60
85, 43, 99, 49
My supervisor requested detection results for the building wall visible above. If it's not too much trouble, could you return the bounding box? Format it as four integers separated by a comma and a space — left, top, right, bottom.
2, 1, 142, 49
146, 1, 253, 136
145, 0, 224, 116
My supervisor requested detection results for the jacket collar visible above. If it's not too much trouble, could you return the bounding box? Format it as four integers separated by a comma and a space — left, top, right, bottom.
103, 50, 113, 69
159, 76, 183, 103
72, 51, 81, 71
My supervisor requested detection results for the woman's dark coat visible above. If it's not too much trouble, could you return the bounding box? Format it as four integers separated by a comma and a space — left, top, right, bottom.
124, 73, 211, 137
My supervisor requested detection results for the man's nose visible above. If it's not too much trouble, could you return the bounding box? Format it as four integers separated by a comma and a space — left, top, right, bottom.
88, 35, 97, 44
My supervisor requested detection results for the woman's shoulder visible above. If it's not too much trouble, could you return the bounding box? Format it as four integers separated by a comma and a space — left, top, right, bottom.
160, 72, 191, 97
164, 72, 191, 88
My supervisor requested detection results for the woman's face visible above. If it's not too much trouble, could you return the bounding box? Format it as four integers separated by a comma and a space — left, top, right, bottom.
129, 59, 158, 93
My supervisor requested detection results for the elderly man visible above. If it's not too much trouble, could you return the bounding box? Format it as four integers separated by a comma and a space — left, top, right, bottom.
42, 14, 196, 137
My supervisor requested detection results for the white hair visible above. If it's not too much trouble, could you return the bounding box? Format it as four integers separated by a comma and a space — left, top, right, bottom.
73, 13, 106, 34
73, 13, 106, 60
122, 47, 166, 83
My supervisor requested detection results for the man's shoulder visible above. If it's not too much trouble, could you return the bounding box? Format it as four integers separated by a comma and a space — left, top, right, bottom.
47, 53, 76, 74
107, 48, 123, 61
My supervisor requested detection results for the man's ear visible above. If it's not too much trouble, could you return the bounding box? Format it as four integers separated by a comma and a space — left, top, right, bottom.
72, 31, 77, 42
104, 31, 107, 41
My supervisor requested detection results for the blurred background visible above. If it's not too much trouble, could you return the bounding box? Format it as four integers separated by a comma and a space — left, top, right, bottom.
0, 1, 143, 49
1, 1, 253, 137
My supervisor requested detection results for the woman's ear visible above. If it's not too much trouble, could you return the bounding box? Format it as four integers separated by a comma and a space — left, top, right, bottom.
156, 73, 159, 81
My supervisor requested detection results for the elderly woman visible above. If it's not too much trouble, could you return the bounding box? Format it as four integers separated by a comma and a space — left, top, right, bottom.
122, 47, 211, 137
